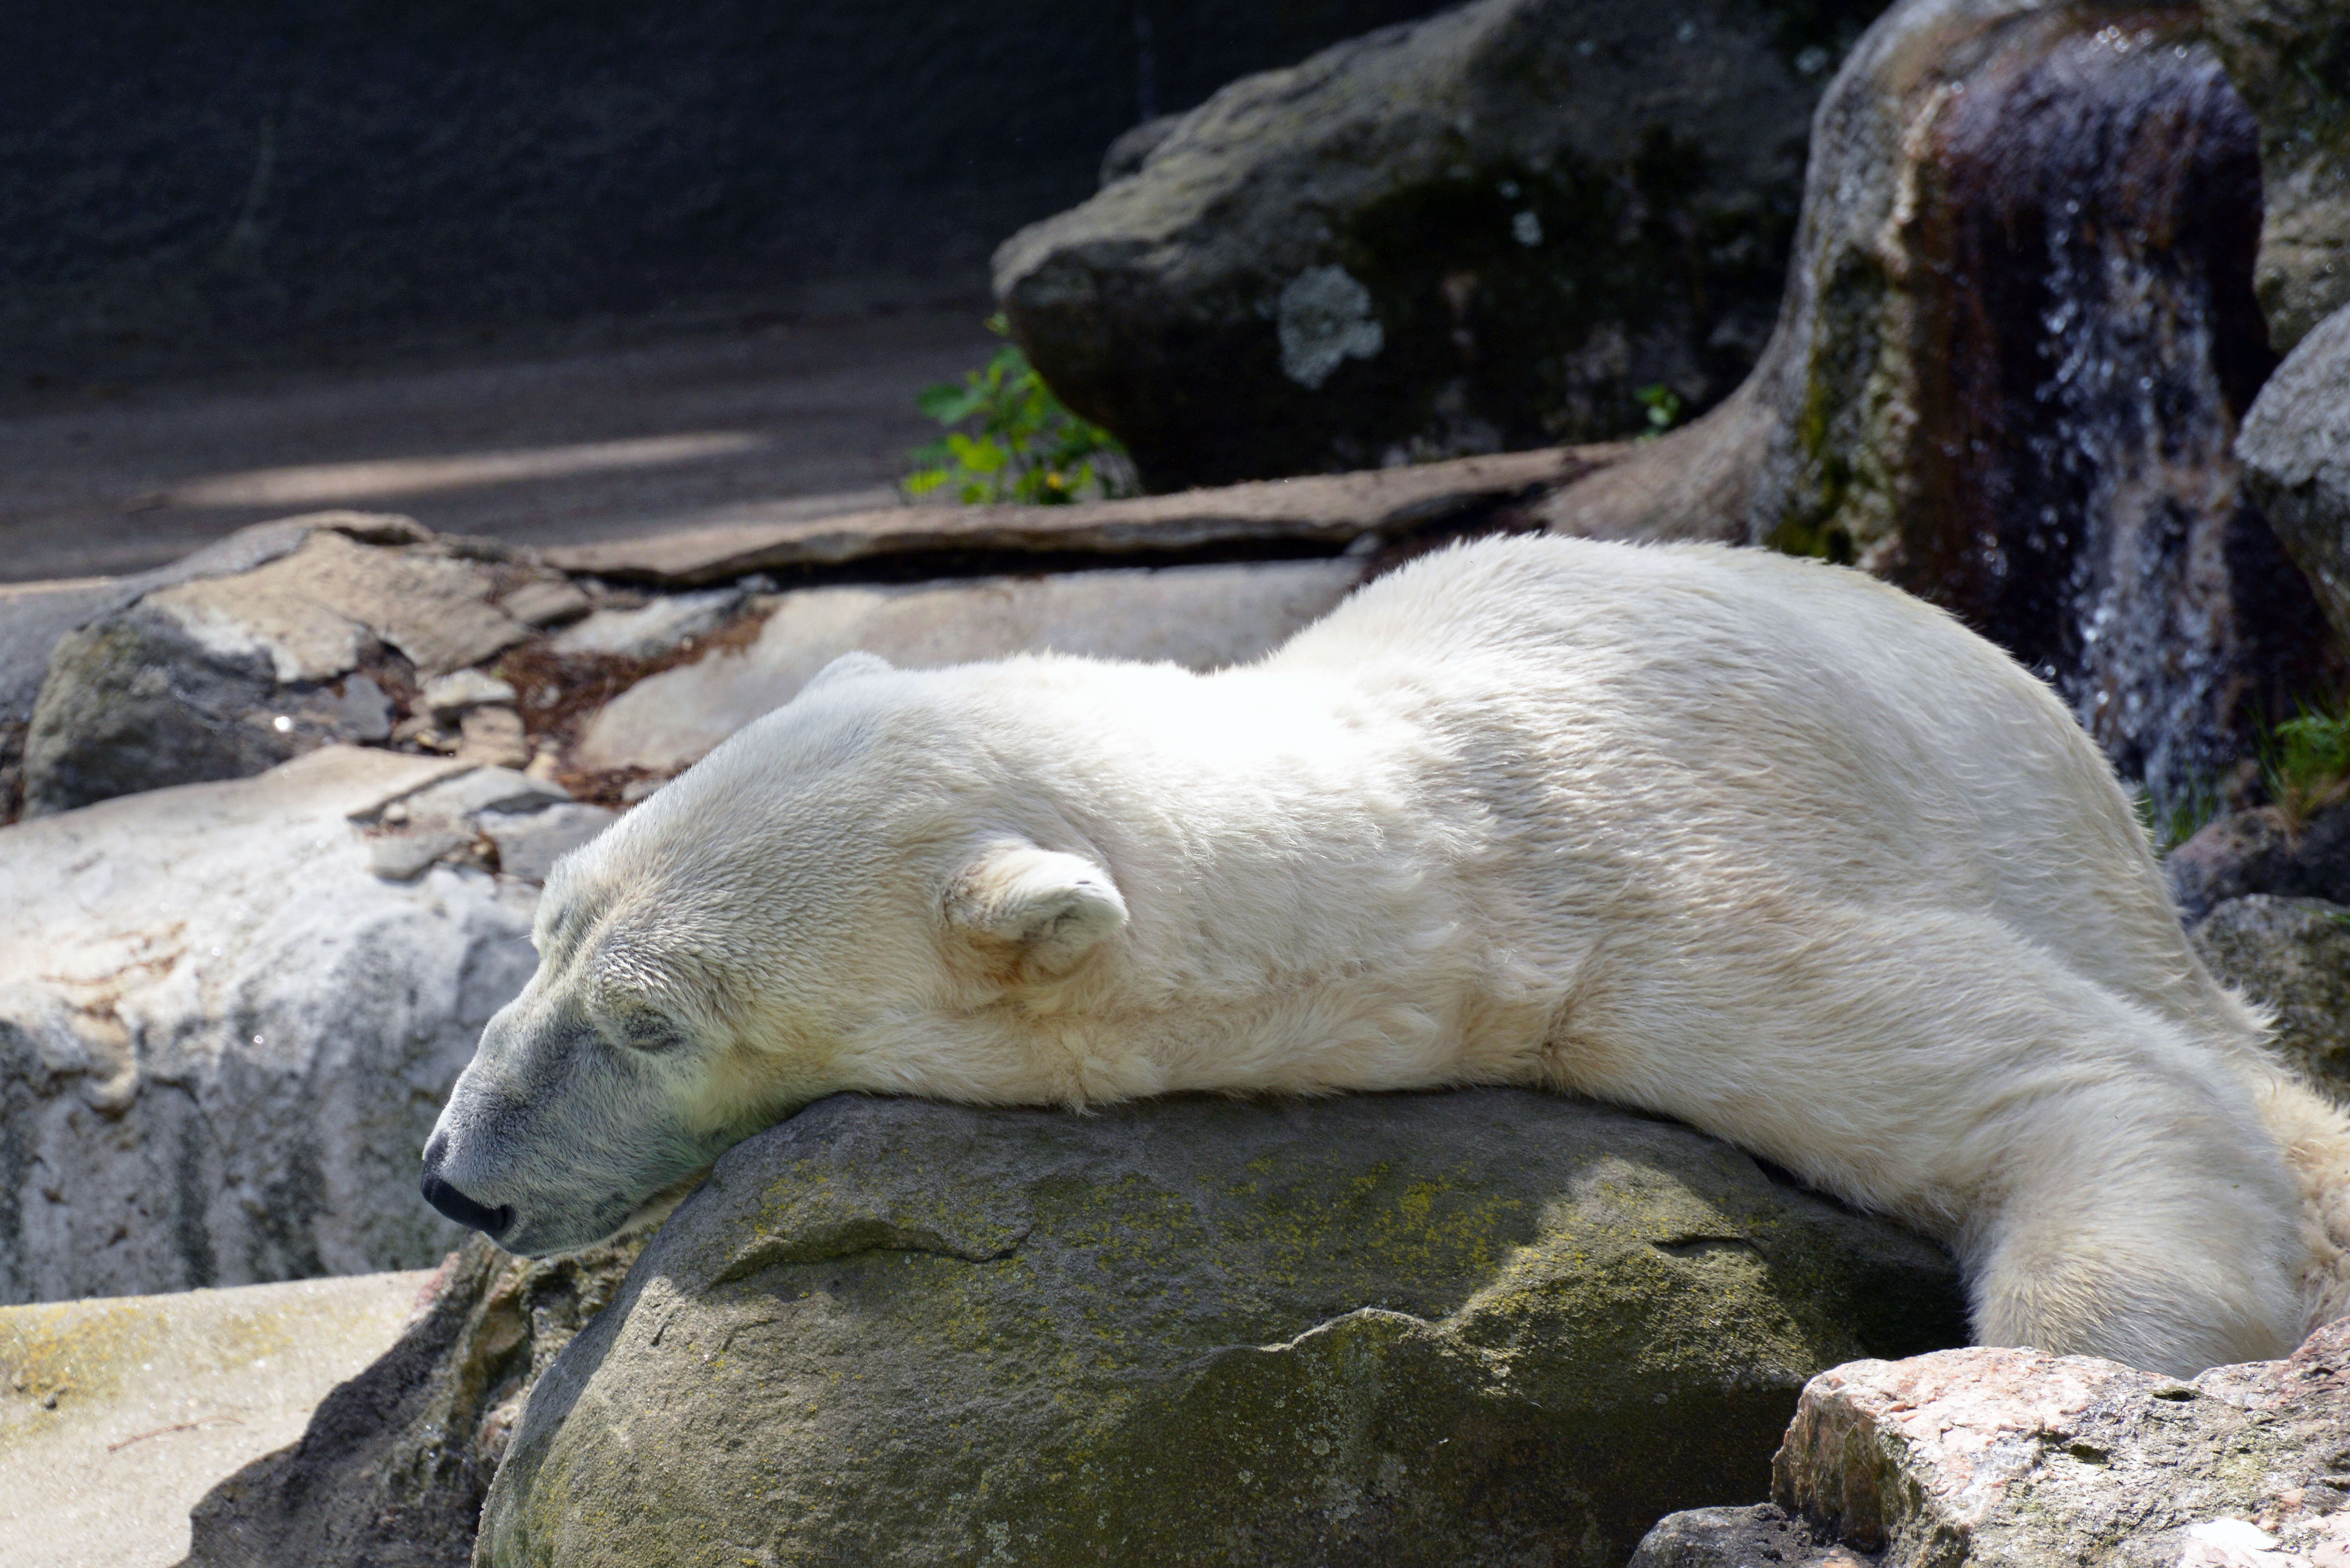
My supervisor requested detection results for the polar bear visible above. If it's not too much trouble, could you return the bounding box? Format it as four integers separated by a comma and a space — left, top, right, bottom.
424, 535, 2350, 1376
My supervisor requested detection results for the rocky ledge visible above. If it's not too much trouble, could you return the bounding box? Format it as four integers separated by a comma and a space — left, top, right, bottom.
1637, 1315, 2350, 1566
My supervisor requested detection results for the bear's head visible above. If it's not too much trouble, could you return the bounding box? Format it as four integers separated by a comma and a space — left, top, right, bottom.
420, 652, 1130, 1255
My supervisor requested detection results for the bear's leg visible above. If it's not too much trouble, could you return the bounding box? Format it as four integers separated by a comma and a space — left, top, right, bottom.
1884, 927, 2305, 1376
1957, 1085, 2301, 1376
1574, 906, 2306, 1376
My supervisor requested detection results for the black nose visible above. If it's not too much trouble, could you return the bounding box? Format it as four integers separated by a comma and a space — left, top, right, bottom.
421, 1170, 515, 1238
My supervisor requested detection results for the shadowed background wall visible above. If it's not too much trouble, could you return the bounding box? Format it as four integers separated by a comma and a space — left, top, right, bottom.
0, 0, 1442, 389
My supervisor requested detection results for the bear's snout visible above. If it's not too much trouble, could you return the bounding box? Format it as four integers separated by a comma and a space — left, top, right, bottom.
421, 1134, 516, 1238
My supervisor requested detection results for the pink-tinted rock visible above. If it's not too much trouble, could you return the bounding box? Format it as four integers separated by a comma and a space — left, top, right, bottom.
1766, 1318, 2350, 1566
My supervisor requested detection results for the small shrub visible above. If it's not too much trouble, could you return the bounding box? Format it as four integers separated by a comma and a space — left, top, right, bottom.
904, 316, 1135, 505
2262, 701, 2350, 828
2134, 777, 2225, 856
1634, 384, 1684, 441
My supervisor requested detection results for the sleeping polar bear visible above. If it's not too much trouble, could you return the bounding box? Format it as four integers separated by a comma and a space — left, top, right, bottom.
423, 534, 2350, 1377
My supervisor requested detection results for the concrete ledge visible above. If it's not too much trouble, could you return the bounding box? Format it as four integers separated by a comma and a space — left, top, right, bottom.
0, 1270, 437, 1568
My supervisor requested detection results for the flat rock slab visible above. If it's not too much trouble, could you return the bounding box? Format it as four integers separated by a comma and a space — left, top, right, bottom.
577, 559, 1368, 773
479, 1089, 1966, 1568
541, 447, 1607, 587
0, 1269, 433, 1568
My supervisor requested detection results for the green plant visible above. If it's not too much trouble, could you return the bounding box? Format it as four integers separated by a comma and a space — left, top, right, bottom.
2262, 700, 2350, 828
904, 316, 1134, 505
2134, 776, 2225, 856
1634, 383, 1684, 441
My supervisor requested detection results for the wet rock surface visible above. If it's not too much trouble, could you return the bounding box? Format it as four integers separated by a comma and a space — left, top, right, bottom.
0, 747, 610, 1303
995, 0, 1864, 491
477, 1090, 1966, 1568
2200, 0, 2350, 350
2191, 894, 2350, 1092
181, 1235, 645, 1568
1543, 0, 2339, 818
1745, 1319, 2350, 1567
2240, 304, 2350, 651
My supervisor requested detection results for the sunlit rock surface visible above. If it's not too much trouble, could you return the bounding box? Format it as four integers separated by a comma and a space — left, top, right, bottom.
1637, 1317, 2350, 1567
19, 517, 543, 816
0, 1270, 430, 1568
476, 1091, 1965, 1568
0, 747, 583, 1303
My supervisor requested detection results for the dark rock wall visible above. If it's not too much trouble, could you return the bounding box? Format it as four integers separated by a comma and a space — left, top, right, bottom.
0, 0, 1441, 386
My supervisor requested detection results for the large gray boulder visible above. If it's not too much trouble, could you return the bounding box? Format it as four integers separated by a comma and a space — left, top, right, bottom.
1541, 0, 2337, 820
2200, 0, 2350, 351
0, 746, 607, 1303
995, 0, 1856, 491
1637, 1317, 2350, 1565
2240, 304, 2350, 652
478, 1090, 1966, 1567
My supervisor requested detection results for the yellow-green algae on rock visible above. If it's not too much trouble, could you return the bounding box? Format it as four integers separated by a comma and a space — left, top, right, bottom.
481, 1090, 1967, 1567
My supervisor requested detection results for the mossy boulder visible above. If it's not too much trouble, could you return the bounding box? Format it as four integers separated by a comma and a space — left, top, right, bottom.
479, 1089, 1966, 1567
994, 0, 1882, 492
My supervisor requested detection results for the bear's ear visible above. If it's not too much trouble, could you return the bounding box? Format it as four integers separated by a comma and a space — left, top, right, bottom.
942, 842, 1127, 976
799, 651, 894, 699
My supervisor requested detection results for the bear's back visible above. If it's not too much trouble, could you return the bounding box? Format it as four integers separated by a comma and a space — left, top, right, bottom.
1268, 535, 2245, 1049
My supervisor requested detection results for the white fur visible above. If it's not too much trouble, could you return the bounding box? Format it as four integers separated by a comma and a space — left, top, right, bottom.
428, 537, 2350, 1375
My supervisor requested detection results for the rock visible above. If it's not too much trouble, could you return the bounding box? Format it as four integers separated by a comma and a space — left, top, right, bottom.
455, 706, 532, 771
574, 559, 1368, 774
2190, 895, 2350, 1091
1099, 113, 1183, 186
2167, 801, 2350, 921
1751, 1317, 2350, 1565
540, 446, 1611, 588
0, 747, 549, 1303
545, 587, 746, 661
995, 0, 1842, 491
2200, 0, 2350, 351
493, 579, 593, 630
2240, 305, 2350, 650
419, 669, 521, 720
183, 1235, 646, 1568
1542, 0, 2339, 819
1628, 1504, 1861, 1568
0, 512, 429, 823
0, 1268, 436, 1568
18, 523, 534, 816
478, 1090, 1967, 1567
481, 803, 618, 885
364, 765, 572, 884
